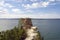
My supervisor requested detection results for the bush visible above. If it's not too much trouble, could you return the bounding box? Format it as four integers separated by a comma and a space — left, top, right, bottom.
0, 27, 27, 40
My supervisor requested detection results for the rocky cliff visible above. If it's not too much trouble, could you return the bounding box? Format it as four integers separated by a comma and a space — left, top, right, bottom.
20, 18, 42, 40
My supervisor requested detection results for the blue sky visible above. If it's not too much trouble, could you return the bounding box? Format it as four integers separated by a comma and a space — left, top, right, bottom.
0, 0, 60, 18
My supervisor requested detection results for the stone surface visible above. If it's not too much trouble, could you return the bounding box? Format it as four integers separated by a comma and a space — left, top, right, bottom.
20, 18, 33, 30
20, 18, 42, 40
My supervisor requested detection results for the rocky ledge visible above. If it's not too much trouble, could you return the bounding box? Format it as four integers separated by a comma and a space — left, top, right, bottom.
20, 18, 42, 40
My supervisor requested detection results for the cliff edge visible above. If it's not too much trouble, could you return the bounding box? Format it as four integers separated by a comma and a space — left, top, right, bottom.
20, 18, 42, 40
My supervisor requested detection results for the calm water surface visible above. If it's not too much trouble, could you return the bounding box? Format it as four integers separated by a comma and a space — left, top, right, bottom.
32, 19, 60, 40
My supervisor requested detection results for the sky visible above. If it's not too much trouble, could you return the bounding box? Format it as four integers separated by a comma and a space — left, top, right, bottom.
0, 0, 60, 18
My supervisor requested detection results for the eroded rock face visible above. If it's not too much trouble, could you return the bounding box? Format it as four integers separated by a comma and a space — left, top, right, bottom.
25, 26, 38, 40
20, 18, 33, 30
25, 26, 42, 40
20, 18, 42, 40
20, 18, 33, 40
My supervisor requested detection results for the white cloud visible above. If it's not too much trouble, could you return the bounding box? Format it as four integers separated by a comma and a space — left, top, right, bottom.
11, 8, 24, 14
49, 0, 55, 2
22, 0, 58, 9
0, 0, 23, 15
0, 0, 14, 8
12, 9, 20, 12
22, 3, 40, 9
0, 0, 25, 17
0, 0, 59, 18
0, 1, 9, 14
0, 14, 32, 18
22, 4, 30, 9
0, 1, 4, 7
31, 2, 39, 8
30, 0, 37, 2
42, 2, 50, 7
0, 8, 9, 14
0, 13, 60, 18
5, 3, 14, 8
22, 1, 50, 9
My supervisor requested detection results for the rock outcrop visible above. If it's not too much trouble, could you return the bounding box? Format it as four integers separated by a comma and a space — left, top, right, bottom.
20, 18, 42, 40
20, 18, 33, 30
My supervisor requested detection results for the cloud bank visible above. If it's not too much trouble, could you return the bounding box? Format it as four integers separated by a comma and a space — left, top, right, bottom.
0, 0, 60, 18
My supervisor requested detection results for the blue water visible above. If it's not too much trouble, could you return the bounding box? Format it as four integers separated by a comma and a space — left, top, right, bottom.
0, 19, 60, 40
32, 19, 60, 40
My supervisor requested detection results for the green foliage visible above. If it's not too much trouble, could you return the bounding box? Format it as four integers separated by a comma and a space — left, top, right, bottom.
37, 31, 42, 40
0, 26, 26, 40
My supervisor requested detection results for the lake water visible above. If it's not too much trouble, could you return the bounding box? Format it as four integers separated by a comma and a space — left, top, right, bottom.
32, 19, 60, 40
0, 19, 60, 40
